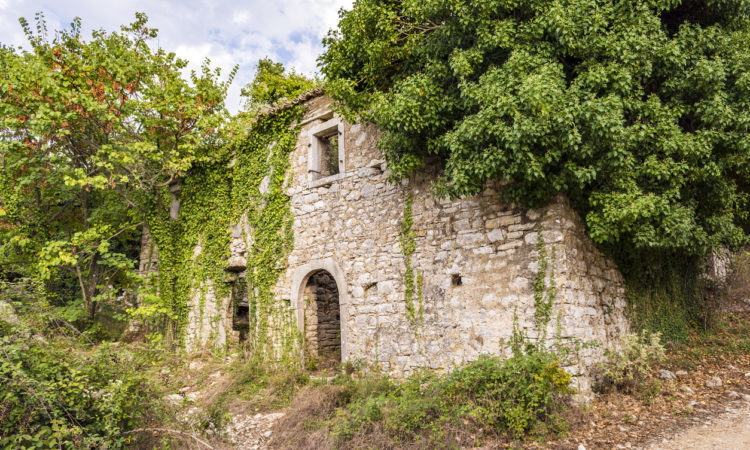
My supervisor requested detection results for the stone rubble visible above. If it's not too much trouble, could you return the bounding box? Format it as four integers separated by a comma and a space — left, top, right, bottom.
225, 412, 285, 450
659, 369, 677, 380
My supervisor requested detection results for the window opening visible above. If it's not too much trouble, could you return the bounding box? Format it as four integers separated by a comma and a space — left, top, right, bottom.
231, 280, 250, 340
319, 130, 340, 177
308, 117, 344, 182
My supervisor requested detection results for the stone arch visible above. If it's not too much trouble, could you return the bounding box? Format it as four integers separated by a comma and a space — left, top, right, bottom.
290, 258, 349, 361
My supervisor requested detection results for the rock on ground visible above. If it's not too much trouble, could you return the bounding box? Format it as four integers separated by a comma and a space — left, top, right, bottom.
225, 412, 285, 449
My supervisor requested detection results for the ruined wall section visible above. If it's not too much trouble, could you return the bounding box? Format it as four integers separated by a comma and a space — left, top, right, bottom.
157, 94, 630, 391
182, 239, 233, 352
276, 97, 629, 391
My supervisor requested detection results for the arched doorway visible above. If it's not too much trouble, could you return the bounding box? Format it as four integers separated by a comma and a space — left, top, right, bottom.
303, 270, 341, 364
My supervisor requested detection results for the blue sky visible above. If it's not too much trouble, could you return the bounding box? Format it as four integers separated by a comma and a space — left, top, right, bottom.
0, 0, 353, 112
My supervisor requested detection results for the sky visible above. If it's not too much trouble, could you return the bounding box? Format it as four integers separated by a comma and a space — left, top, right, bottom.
0, 0, 353, 112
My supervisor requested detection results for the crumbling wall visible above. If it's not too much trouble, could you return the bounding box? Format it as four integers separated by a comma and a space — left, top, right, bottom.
138, 227, 158, 276
155, 95, 630, 396
275, 96, 629, 394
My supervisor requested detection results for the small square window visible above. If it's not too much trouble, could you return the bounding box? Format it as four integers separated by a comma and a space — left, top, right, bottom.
318, 130, 340, 177
308, 118, 344, 182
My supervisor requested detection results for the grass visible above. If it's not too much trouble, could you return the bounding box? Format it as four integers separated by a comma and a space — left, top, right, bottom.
269, 351, 574, 449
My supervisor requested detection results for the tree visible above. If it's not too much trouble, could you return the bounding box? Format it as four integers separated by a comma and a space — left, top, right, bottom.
320, 0, 750, 272
0, 13, 234, 319
240, 57, 315, 111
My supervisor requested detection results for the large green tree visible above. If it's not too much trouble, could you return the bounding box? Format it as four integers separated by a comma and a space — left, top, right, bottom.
0, 13, 233, 319
320, 0, 750, 271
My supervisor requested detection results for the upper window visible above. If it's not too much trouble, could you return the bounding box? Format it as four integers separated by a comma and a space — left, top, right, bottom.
308, 118, 344, 182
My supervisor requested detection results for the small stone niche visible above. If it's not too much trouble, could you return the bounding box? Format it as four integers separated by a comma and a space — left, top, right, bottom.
303, 270, 341, 364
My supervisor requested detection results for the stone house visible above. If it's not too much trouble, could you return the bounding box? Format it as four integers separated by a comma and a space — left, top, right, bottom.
143, 91, 629, 394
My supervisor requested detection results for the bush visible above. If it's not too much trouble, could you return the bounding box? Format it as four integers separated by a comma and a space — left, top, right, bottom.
0, 310, 161, 448
594, 331, 666, 393
331, 350, 572, 444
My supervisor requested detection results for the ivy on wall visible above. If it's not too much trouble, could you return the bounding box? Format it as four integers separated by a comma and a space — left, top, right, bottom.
533, 231, 557, 334
144, 162, 233, 344
399, 192, 424, 329
137, 106, 304, 357
231, 108, 303, 360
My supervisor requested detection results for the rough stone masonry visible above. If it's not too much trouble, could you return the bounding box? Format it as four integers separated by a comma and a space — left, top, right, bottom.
143, 92, 630, 396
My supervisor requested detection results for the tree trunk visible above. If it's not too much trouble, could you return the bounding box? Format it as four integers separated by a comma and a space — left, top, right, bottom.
86, 254, 100, 320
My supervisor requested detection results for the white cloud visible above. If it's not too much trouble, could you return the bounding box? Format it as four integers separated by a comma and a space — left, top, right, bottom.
231, 10, 250, 25
0, 0, 354, 112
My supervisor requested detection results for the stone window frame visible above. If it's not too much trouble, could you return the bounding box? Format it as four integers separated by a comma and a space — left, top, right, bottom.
307, 116, 345, 184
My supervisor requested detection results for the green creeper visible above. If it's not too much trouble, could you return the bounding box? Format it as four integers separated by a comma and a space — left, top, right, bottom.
320, 0, 750, 273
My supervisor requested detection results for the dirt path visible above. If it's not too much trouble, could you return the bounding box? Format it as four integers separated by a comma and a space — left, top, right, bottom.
646, 403, 750, 449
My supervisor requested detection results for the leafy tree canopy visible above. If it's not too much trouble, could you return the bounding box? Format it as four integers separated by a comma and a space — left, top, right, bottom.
0, 13, 233, 318
320, 0, 750, 268
240, 57, 315, 111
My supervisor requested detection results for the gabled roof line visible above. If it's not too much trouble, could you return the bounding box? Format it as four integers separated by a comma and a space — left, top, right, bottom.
258, 87, 326, 118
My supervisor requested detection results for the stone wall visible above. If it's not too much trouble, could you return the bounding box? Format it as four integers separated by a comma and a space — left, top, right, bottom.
185, 240, 232, 351
150, 94, 630, 394
276, 95, 628, 394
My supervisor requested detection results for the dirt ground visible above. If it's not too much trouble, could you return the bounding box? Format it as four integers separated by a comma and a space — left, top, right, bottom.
646, 402, 750, 450
529, 311, 750, 449
166, 311, 750, 449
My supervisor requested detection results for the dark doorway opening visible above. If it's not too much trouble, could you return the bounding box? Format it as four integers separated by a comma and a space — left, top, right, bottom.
303, 270, 341, 365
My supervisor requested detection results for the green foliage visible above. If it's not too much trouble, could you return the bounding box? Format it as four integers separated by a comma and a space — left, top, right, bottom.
241, 58, 316, 111
398, 193, 423, 328
330, 352, 572, 443
0, 12, 233, 321
0, 305, 162, 448
232, 108, 303, 358
594, 330, 666, 393
137, 161, 234, 341
321, 0, 750, 272
626, 264, 714, 342
139, 61, 307, 351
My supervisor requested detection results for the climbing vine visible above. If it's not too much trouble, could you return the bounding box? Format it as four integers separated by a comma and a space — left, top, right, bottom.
135, 105, 304, 359
533, 231, 557, 336
398, 192, 423, 328
140, 160, 233, 345
231, 108, 303, 361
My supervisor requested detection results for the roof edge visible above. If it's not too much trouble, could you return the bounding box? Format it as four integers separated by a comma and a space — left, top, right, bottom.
258, 86, 326, 118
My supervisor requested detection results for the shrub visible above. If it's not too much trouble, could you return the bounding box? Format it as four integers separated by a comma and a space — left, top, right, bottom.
332, 350, 572, 444
0, 310, 161, 448
594, 331, 666, 393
